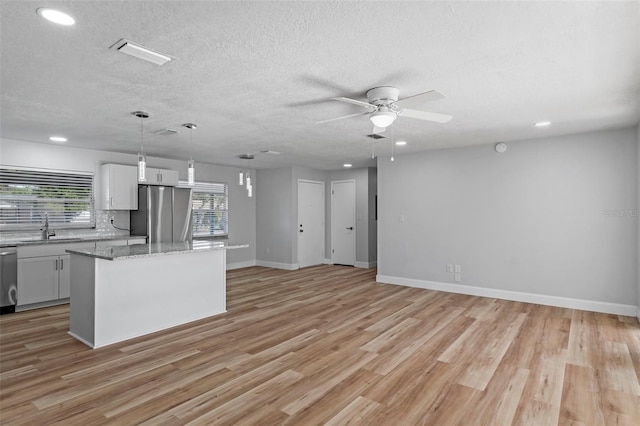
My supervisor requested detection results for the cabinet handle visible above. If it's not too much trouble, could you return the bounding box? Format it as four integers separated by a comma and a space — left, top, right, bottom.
60, 259, 64, 270
159, 173, 162, 182
110, 197, 113, 207
55, 259, 58, 270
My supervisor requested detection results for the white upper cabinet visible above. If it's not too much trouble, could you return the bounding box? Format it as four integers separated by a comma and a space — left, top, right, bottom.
140, 168, 179, 186
99, 164, 138, 210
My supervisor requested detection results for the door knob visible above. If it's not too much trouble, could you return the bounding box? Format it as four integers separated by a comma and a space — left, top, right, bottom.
299, 229, 304, 233
346, 227, 353, 230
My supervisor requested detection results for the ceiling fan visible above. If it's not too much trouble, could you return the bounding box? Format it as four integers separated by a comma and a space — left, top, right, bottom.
316, 86, 453, 134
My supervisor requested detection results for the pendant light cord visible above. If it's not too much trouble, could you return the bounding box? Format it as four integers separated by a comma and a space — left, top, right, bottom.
140, 115, 144, 153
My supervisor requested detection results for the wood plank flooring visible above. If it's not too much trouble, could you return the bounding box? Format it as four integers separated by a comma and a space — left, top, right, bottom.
1, 265, 639, 425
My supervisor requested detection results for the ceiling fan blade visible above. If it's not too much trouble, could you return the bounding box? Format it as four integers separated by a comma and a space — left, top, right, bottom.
332, 97, 377, 111
400, 108, 453, 123
315, 111, 370, 124
372, 126, 386, 134
395, 90, 446, 109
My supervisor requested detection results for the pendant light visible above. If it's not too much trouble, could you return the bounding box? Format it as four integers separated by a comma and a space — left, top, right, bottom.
132, 111, 149, 181
238, 154, 254, 197
182, 123, 197, 186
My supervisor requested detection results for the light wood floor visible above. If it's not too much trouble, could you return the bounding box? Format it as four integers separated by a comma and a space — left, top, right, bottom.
1, 265, 639, 425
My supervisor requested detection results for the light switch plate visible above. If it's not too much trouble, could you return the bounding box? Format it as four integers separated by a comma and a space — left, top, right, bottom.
454, 273, 461, 282
454, 264, 462, 273
446, 264, 454, 273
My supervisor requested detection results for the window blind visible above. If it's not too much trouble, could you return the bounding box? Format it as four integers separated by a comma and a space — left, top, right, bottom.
178, 181, 228, 237
0, 166, 95, 230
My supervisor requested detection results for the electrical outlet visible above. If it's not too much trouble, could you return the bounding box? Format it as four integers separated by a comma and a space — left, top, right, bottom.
446, 264, 454, 273
454, 273, 461, 282
454, 264, 462, 273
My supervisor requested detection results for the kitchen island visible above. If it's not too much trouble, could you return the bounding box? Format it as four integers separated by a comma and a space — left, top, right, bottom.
66, 240, 248, 348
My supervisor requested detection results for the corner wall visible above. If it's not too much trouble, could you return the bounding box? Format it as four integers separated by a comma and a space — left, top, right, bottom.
378, 127, 638, 316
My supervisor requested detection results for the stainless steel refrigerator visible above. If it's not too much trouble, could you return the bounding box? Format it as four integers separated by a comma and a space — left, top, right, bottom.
130, 185, 193, 243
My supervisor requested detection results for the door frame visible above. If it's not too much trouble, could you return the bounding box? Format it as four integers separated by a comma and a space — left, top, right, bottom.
330, 179, 356, 265
297, 179, 325, 268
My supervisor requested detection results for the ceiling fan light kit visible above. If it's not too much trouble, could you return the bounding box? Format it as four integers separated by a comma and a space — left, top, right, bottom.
318, 86, 453, 135
370, 109, 397, 128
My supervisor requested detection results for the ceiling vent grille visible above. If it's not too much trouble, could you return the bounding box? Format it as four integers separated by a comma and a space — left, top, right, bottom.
154, 128, 179, 136
365, 133, 386, 139
110, 38, 172, 66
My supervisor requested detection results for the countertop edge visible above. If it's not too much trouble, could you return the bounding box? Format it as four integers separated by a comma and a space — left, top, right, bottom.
67, 243, 249, 261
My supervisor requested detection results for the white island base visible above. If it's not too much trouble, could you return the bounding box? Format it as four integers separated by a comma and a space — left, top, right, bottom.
69, 246, 228, 348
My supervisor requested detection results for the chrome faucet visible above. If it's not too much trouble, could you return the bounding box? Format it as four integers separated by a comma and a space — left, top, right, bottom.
41, 213, 56, 240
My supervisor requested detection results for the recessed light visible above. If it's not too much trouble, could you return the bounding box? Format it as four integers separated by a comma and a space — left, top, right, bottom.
534, 121, 551, 127
37, 8, 75, 26
395, 140, 407, 146
49, 136, 67, 142
343, 163, 353, 168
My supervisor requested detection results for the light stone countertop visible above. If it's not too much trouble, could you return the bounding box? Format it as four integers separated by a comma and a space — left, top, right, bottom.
1, 235, 146, 248
66, 240, 249, 261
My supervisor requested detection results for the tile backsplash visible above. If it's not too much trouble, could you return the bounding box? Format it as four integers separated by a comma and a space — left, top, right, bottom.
1, 210, 131, 244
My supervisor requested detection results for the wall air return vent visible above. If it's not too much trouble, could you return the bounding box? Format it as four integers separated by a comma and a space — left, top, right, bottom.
110, 39, 173, 66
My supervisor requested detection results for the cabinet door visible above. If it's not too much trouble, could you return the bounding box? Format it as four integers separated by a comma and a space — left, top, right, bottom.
17, 256, 59, 305
58, 255, 71, 299
140, 168, 160, 185
158, 169, 179, 186
109, 164, 138, 210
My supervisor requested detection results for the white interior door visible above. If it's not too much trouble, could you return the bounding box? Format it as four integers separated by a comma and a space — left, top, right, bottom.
298, 180, 325, 268
331, 180, 356, 266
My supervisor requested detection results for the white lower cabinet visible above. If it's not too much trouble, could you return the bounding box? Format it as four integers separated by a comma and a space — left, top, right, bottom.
17, 254, 70, 305
17, 238, 148, 308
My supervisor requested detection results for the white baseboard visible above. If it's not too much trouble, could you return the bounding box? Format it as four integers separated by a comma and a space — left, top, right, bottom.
376, 274, 638, 317
256, 260, 299, 270
227, 260, 256, 270
355, 261, 377, 269
324, 258, 332, 265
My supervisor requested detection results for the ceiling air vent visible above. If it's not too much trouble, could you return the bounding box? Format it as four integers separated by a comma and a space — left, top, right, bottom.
110, 38, 172, 66
154, 128, 179, 136
365, 133, 386, 139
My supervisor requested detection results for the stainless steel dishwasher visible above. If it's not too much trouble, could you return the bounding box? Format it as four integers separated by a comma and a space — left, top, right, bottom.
0, 246, 17, 314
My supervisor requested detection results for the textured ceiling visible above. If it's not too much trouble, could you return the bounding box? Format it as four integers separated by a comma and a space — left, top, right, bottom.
1, 1, 638, 170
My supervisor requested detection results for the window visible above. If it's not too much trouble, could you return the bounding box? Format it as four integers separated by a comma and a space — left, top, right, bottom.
179, 181, 228, 237
0, 166, 95, 230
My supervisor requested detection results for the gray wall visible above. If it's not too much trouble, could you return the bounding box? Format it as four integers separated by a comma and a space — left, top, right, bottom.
255, 167, 294, 266
378, 127, 638, 306
637, 124, 640, 317
1, 138, 256, 266
256, 166, 378, 268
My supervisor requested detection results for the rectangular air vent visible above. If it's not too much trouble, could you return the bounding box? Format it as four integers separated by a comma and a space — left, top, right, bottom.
154, 129, 179, 136
110, 39, 172, 66
366, 134, 386, 139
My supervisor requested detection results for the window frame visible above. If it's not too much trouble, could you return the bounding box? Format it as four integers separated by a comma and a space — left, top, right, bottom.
178, 180, 228, 238
0, 165, 96, 231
